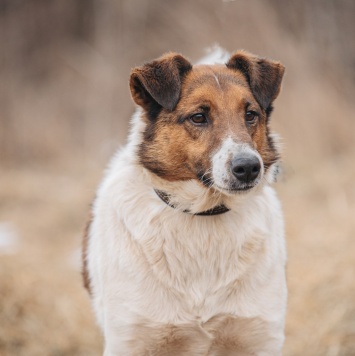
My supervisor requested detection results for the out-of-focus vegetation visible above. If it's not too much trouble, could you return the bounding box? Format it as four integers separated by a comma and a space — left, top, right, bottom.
0, 0, 354, 355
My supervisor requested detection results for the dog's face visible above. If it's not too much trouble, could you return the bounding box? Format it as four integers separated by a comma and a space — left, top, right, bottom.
130, 51, 284, 195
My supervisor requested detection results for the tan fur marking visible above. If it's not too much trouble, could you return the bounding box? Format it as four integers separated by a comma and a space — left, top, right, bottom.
82, 212, 92, 294
128, 323, 212, 355
125, 315, 278, 355
238, 231, 266, 272
204, 314, 279, 355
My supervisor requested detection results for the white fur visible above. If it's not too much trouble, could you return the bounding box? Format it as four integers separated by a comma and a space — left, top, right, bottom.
86, 47, 287, 355
196, 44, 231, 65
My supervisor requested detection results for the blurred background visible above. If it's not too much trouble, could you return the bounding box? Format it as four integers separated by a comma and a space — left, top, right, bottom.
0, 0, 354, 355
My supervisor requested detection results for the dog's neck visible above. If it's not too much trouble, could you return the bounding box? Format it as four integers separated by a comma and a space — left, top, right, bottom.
154, 188, 230, 216
146, 172, 225, 214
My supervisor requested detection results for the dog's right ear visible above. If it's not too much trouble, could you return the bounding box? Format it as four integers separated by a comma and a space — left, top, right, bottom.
129, 53, 192, 114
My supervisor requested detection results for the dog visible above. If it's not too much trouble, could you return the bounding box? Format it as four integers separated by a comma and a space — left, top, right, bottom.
83, 48, 287, 355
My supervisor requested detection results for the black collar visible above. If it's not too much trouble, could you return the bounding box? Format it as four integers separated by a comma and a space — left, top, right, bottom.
154, 189, 230, 216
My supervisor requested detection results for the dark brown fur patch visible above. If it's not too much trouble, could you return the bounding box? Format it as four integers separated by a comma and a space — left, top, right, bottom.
130, 52, 192, 113
82, 212, 92, 295
226, 50, 285, 110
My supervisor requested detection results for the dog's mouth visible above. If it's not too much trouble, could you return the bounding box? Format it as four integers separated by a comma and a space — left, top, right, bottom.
214, 183, 257, 195
197, 171, 261, 195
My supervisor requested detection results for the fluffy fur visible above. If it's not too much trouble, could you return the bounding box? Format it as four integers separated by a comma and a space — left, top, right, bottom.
84, 48, 287, 355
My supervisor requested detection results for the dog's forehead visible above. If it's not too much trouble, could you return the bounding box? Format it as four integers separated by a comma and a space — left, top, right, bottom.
180, 64, 254, 106
185, 64, 248, 89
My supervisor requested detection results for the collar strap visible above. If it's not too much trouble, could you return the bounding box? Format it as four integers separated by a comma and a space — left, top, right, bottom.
154, 189, 230, 216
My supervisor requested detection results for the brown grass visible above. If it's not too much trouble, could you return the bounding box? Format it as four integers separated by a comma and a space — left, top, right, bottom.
1, 0, 355, 355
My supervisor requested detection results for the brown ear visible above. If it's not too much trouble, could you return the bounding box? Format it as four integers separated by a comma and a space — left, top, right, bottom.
226, 51, 285, 110
129, 53, 192, 113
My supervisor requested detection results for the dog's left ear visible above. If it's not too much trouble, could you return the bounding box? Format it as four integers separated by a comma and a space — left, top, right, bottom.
226, 51, 285, 110
130, 53, 192, 112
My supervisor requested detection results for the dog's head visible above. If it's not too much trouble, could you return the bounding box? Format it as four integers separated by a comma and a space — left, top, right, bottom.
130, 51, 284, 195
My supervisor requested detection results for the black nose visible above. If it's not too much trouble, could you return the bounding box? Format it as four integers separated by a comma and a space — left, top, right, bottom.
232, 156, 261, 183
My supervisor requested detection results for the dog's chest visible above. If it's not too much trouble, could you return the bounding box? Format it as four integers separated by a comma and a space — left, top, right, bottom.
132, 212, 267, 313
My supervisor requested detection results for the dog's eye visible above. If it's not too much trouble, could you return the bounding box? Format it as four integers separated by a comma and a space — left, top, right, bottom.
190, 113, 208, 125
245, 111, 258, 124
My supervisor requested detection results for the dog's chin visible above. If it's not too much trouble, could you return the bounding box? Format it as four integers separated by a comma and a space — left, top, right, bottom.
213, 181, 260, 196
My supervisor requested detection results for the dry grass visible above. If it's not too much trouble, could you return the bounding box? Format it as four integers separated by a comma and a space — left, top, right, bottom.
0, 166, 103, 355
1, 0, 355, 355
280, 158, 355, 355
